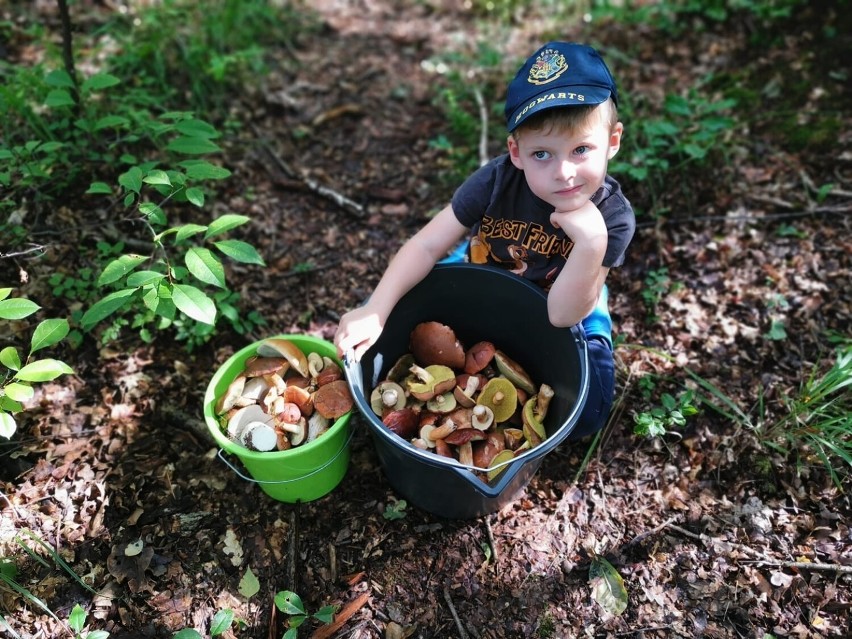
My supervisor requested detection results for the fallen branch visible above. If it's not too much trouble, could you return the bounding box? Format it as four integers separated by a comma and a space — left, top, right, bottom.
472, 86, 489, 168
483, 516, 499, 575
666, 523, 852, 575
252, 124, 365, 219
443, 585, 470, 639
310, 591, 370, 639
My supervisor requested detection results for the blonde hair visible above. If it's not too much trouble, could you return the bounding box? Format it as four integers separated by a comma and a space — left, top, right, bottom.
511, 98, 619, 140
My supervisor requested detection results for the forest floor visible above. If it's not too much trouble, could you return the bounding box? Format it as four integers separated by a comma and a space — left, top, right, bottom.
1, 2, 851, 638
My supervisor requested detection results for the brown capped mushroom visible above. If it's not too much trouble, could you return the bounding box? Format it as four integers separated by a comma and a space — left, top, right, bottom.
464, 341, 496, 374
244, 356, 289, 378
472, 430, 505, 468
409, 321, 465, 369
457, 441, 474, 466
215, 375, 246, 415
315, 357, 343, 386
382, 408, 420, 439
257, 338, 309, 377
313, 379, 354, 419
283, 385, 314, 416
453, 374, 481, 408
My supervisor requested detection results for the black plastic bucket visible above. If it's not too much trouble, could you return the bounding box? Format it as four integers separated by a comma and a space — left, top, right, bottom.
344, 263, 589, 519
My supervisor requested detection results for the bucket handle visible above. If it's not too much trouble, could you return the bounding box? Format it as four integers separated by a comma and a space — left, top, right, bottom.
216, 429, 354, 485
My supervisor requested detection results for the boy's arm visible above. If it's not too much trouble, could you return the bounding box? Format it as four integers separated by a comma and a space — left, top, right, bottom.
546, 200, 610, 327
334, 204, 468, 360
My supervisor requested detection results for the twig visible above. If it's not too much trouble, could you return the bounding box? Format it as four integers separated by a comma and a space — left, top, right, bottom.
310, 592, 370, 639
0, 245, 47, 260
443, 585, 470, 639
622, 516, 678, 551
287, 508, 298, 591
666, 523, 852, 575
472, 86, 489, 168
252, 124, 365, 219
483, 515, 499, 574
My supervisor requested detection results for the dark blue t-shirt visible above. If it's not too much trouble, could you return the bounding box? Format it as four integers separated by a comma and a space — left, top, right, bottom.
451, 154, 635, 290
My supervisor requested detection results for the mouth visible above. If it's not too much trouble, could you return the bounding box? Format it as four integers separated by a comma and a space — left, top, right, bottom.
555, 184, 583, 196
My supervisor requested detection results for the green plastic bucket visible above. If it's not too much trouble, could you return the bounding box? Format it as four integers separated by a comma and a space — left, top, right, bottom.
203, 334, 352, 503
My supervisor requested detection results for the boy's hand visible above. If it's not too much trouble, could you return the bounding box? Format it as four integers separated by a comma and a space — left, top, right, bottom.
549, 199, 608, 243
334, 305, 384, 362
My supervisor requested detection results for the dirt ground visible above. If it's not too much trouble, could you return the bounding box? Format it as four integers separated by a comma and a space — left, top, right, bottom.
2, 2, 851, 638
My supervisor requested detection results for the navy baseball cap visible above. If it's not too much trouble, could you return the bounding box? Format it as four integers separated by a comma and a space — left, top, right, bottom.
505, 42, 618, 132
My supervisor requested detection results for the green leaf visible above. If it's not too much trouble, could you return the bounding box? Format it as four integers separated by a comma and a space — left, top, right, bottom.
15, 359, 74, 383
238, 567, 260, 598
4, 383, 34, 402
171, 284, 216, 325
126, 271, 165, 287
175, 119, 220, 139
185, 187, 205, 207
143, 170, 172, 187
0, 346, 21, 370
45, 89, 75, 108
167, 136, 221, 155
589, 554, 628, 616
45, 69, 75, 88
0, 288, 11, 301
283, 630, 298, 639
0, 396, 23, 414
139, 202, 166, 225
0, 298, 40, 320
185, 248, 226, 288
81, 73, 120, 92
214, 240, 265, 266
181, 160, 231, 180
68, 604, 86, 633
173, 630, 203, 639
98, 254, 148, 286
119, 166, 144, 194
87, 632, 111, 639
174, 224, 208, 243
209, 609, 234, 636
0, 412, 16, 439
94, 115, 130, 130
205, 214, 250, 239
274, 591, 306, 616
86, 181, 113, 194
31, 319, 69, 352
80, 288, 138, 329
313, 605, 337, 625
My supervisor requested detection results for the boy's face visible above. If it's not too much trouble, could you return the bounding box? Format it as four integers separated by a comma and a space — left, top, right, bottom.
507, 104, 622, 213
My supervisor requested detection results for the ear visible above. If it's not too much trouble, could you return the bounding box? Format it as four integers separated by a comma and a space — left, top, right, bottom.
607, 122, 623, 160
507, 135, 524, 169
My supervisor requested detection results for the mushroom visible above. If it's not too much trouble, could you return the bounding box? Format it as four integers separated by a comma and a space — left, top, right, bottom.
426, 391, 457, 414
407, 364, 456, 401
409, 321, 465, 369
476, 377, 518, 423
486, 449, 516, 481
215, 375, 246, 415
443, 428, 487, 446
418, 424, 437, 448
386, 353, 416, 383
434, 438, 454, 458
243, 356, 289, 378
494, 350, 536, 395
382, 408, 420, 439
472, 430, 505, 468
370, 381, 407, 416
306, 412, 330, 443
227, 404, 272, 440
471, 404, 494, 431
503, 427, 525, 450
428, 418, 459, 441
522, 396, 546, 445
313, 379, 354, 419
315, 357, 343, 386
464, 341, 496, 374
241, 376, 271, 403
283, 384, 314, 416
453, 374, 481, 408
256, 338, 309, 377
282, 417, 308, 447
307, 352, 324, 378
535, 383, 555, 420
457, 441, 474, 466
239, 420, 278, 452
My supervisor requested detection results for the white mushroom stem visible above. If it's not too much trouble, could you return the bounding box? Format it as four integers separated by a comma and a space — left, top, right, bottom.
408, 364, 434, 384
458, 441, 474, 466
464, 376, 480, 395
419, 424, 437, 448
266, 373, 287, 394
382, 388, 400, 407
535, 383, 555, 419
278, 422, 302, 434
308, 352, 325, 378
472, 405, 494, 430
240, 421, 278, 452
429, 419, 458, 440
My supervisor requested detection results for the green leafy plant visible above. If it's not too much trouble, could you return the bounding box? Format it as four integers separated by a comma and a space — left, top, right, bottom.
633, 388, 699, 439
382, 499, 408, 521
640, 267, 671, 321
274, 590, 337, 639
0, 291, 73, 439
79, 116, 266, 350
69, 604, 110, 639
172, 609, 235, 638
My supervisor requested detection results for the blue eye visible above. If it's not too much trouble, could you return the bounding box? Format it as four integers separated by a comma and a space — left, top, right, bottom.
533, 150, 551, 160
574, 145, 589, 155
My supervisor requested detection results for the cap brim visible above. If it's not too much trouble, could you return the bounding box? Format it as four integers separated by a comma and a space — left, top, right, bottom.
507, 86, 612, 131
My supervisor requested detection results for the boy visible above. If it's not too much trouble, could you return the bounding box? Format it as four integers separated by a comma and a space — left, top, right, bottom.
335, 42, 635, 439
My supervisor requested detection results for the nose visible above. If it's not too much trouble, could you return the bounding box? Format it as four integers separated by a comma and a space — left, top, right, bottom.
556, 159, 575, 181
